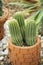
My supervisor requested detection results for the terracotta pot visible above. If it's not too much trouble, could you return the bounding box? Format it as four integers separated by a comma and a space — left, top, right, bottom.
0, 8, 8, 40
8, 37, 41, 65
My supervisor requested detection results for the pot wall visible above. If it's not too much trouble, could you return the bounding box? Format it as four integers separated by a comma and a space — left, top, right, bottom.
8, 37, 41, 65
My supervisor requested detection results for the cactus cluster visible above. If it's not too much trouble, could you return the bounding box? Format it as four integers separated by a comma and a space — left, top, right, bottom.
0, 0, 3, 16
8, 12, 40, 46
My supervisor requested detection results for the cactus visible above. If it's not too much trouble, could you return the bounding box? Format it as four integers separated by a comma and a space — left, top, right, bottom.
8, 19, 23, 46
0, 0, 3, 16
13, 12, 25, 42
8, 12, 41, 46
25, 19, 36, 46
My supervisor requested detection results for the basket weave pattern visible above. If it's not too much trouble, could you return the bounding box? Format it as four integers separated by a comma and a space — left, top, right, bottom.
8, 38, 41, 65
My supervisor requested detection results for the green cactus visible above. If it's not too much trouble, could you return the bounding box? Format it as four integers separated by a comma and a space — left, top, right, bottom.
13, 12, 25, 42
8, 19, 23, 46
25, 19, 36, 46
8, 11, 41, 46
0, 0, 3, 16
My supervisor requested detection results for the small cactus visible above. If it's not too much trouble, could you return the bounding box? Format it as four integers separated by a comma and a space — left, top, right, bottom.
8, 19, 23, 46
0, 0, 3, 16
25, 19, 36, 46
13, 12, 25, 42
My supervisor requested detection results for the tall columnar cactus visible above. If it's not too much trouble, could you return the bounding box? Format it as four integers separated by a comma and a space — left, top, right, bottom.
0, 0, 3, 16
8, 19, 23, 46
13, 12, 25, 41
25, 19, 36, 46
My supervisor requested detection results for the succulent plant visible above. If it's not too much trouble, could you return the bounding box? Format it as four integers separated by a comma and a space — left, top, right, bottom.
25, 19, 36, 46
13, 12, 25, 42
0, 0, 3, 16
8, 10, 42, 46
8, 19, 23, 46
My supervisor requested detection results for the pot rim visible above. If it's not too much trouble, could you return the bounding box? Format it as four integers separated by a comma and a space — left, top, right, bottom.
8, 37, 41, 49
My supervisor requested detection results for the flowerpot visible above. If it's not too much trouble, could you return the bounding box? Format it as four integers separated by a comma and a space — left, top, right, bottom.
8, 37, 41, 65
0, 8, 8, 40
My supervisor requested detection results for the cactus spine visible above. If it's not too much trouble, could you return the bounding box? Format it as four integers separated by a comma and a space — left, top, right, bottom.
8, 19, 23, 46
13, 12, 25, 41
25, 19, 36, 46
0, 0, 3, 16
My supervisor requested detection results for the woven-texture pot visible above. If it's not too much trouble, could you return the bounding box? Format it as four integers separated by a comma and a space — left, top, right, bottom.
8, 37, 41, 65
